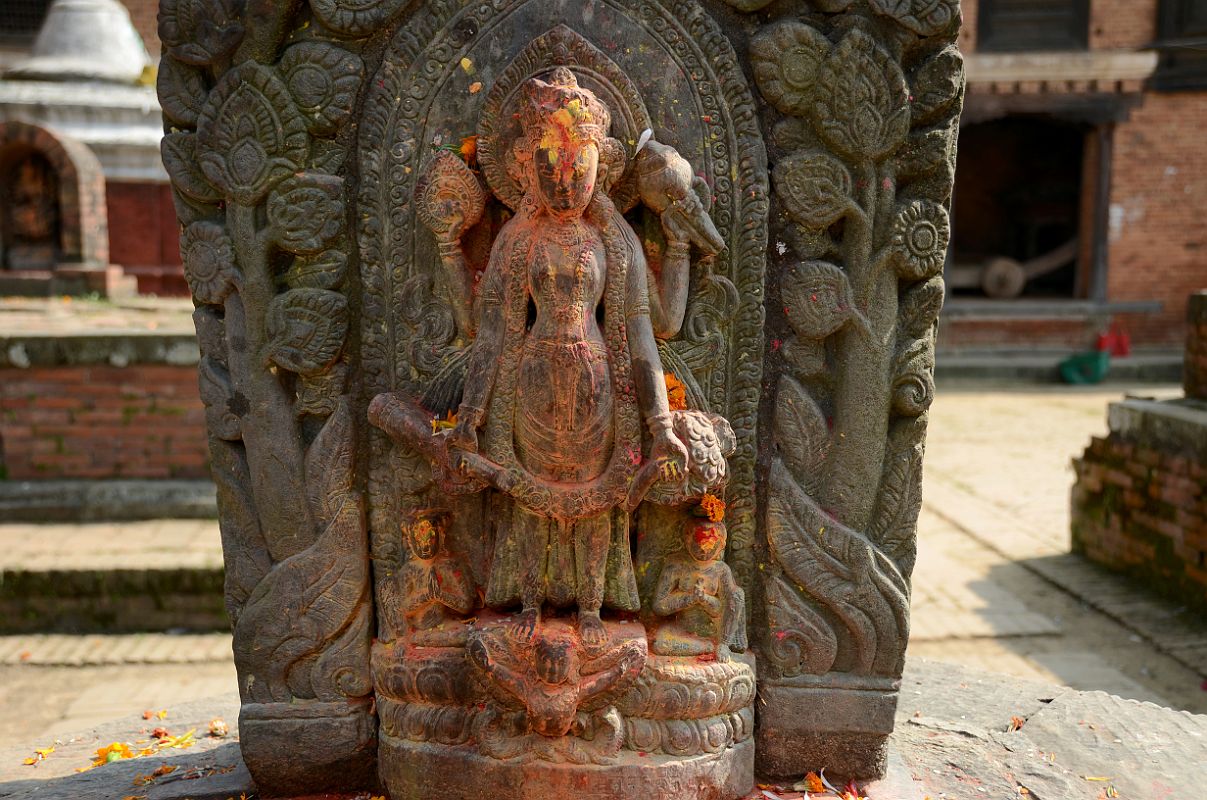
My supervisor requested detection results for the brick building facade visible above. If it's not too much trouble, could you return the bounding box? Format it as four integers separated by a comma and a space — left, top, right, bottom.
950, 0, 1207, 350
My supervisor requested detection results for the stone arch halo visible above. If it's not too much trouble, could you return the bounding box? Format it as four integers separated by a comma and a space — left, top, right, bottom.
475, 24, 653, 213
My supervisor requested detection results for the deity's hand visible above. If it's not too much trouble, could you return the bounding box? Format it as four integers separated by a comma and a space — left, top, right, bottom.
446, 417, 479, 475
649, 428, 689, 484
635, 140, 725, 256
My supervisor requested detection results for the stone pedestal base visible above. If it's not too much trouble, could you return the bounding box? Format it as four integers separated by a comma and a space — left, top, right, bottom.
239, 700, 377, 796
755, 680, 899, 780
379, 735, 754, 800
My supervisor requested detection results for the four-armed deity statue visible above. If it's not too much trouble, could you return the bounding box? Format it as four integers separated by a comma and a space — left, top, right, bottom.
161, 0, 962, 795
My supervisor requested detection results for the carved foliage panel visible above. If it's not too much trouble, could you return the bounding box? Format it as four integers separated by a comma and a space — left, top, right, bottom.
747, 0, 964, 680
157, 0, 411, 711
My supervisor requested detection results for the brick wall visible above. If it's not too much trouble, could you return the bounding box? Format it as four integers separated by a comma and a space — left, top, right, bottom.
1073, 417, 1207, 611
959, 0, 1159, 53
107, 182, 187, 295
1108, 92, 1207, 346
0, 365, 208, 480
120, 0, 161, 57
1188, 292, 1207, 399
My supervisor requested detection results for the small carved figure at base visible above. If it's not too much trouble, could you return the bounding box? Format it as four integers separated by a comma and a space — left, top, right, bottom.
383, 511, 475, 648
467, 617, 646, 752
651, 511, 747, 661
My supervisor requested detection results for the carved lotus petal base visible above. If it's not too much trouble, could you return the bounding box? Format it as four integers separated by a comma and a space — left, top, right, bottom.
371, 640, 483, 705
618, 653, 756, 720
239, 700, 376, 795
379, 734, 754, 800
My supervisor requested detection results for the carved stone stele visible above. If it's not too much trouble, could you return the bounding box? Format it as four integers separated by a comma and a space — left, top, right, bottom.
160, 0, 960, 794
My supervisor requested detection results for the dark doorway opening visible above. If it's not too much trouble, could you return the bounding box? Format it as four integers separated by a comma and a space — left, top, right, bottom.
950, 116, 1089, 299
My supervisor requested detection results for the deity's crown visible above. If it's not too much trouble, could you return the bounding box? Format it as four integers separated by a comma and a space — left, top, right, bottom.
520, 66, 610, 144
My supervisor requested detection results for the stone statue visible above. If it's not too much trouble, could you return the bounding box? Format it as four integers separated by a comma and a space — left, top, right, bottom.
161, 0, 962, 794
651, 512, 747, 661
381, 510, 475, 648
372, 67, 730, 650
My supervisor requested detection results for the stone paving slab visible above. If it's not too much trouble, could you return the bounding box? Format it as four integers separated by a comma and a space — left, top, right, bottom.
0, 521, 222, 572
0, 635, 232, 666
0, 298, 195, 337
2, 660, 1202, 800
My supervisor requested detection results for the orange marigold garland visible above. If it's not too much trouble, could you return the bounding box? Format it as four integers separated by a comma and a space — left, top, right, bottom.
700, 493, 726, 522
664, 372, 687, 411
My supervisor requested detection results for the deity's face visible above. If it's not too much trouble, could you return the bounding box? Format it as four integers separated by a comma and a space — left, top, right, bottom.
533, 138, 598, 218
534, 638, 573, 685
686, 521, 726, 563
407, 517, 443, 560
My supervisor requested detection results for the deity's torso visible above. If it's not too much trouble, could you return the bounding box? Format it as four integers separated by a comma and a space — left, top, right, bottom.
513, 218, 614, 483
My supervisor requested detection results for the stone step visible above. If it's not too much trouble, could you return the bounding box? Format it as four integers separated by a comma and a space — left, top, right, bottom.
0, 520, 226, 634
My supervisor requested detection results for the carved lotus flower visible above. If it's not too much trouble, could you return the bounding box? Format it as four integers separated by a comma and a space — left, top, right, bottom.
181, 221, 238, 305
268, 173, 346, 255
869, 0, 961, 36
751, 22, 832, 116
161, 132, 220, 203
774, 150, 853, 229
197, 63, 310, 206
310, 0, 408, 36
279, 43, 364, 136
889, 200, 950, 280
158, 0, 244, 66
814, 30, 910, 161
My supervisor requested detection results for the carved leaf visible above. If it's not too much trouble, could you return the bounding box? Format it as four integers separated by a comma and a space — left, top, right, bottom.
285, 250, 349, 290
158, 0, 244, 65
869, 419, 925, 575
772, 376, 830, 489
233, 494, 370, 703
305, 398, 354, 527
888, 199, 950, 281
813, 29, 910, 161
267, 172, 346, 255
899, 276, 946, 338
765, 574, 839, 677
265, 289, 349, 376
767, 459, 910, 676
773, 150, 854, 229
199, 357, 242, 440
210, 440, 270, 627
869, 0, 961, 36
157, 57, 208, 127
909, 46, 965, 126
310, 0, 408, 36
751, 21, 832, 116
781, 260, 856, 340
298, 361, 348, 417
279, 42, 364, 136
196, 62, 310, 205
891, 337, 936, 417
892, 119, 956, 182
161, 133, 221, 203
180, 221, 238, 305
782, 336, 826, 377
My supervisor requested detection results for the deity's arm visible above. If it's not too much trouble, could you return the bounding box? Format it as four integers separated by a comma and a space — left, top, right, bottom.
435, 238, 476, 340
435, 558, 476, 615
719, 566, 748, 651
644, 233, 691, 340
650, 561, 696, 616
466, 636, 527, 703
580, 639, 645, 705
456, 232, 512, 433
624, 225, 675, 440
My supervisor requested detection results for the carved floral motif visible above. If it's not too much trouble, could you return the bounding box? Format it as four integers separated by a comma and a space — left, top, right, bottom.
751, 22, 832, 116
889, 200, 951, 280
196, 62, 309, 205
279, 43, 365, 136
268, 172, 346, 254
310, 0, 408, 36
869, 0, 961, 36
773, 151, 853, 229
157, 0, 244, 65
181, 221, 238, 305
265, 289, 350, 376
